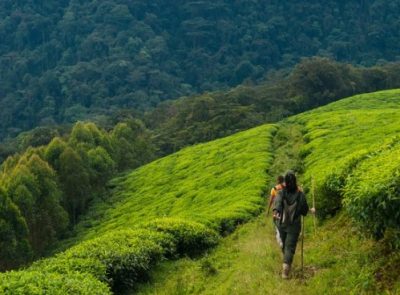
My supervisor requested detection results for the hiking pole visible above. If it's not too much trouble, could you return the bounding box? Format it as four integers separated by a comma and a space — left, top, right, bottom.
312, 177, 317, 236
301, 215, 305, 276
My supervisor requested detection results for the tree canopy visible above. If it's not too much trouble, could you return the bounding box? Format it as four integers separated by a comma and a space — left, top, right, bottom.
1, 0, 400, 139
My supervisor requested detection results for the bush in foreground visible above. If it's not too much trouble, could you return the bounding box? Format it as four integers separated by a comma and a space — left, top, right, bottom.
0, 271, 111, 295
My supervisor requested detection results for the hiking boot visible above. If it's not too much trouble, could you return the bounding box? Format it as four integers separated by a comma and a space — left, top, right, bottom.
282, 263, 290, 279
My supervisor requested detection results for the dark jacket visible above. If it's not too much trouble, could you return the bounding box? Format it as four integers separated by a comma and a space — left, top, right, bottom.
273, 188, 309, 232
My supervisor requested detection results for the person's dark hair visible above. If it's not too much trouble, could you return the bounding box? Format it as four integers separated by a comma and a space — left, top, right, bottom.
284, 170, 297, 193
277, 175, 284, 184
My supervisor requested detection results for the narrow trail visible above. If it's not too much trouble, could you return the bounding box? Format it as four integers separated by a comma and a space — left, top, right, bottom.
134, 123, 314, 295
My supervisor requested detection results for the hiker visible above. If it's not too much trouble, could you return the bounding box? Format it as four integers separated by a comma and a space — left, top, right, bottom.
268, 175, 285, 247
272, 171, 315, 279
268, 175, 285, 214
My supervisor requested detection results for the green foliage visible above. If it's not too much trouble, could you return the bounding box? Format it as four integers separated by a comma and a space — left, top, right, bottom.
27, 223, 217, 292
72, 124, 275, 241
144, 218, 219, 257
146, 59, 400, 155
135, 120, 398, 294
3, 153, 68, 256
0, 270, 111, 295
110, 121, 154, 170
5, 124, 273, 292
59, 229, 170, 292
135, 214, 387, 295
291, 89, 400, 238
30, 256, 108, 283
0, 120, 154, 269
344, 139, 400, 239
2, 0, 400, 141
0, 188, 31, 271
58, 146, 90, 225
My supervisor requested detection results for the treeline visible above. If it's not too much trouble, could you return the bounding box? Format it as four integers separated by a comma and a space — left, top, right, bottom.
0, 120, 154, 270
1, 0, 400, 139
2, 57, 400, 159
146, 58, 400, 154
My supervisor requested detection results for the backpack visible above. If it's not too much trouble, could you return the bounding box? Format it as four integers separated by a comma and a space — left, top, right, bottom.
281, 190, 300, 225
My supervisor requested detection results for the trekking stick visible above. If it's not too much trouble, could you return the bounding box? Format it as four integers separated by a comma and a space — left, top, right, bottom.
301, 215, 305, 276
312, 177, 317, 236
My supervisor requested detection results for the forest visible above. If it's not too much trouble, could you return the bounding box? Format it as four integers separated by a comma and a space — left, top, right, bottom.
3, 58, 400, 161
1, 0, 400, 140
0, 119, 154, 270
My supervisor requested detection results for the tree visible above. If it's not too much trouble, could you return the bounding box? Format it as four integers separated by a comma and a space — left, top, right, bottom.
87, 147, 115, 190
44, 137, 67, 171
58, 147, 90, 225
288, 58, 355, 111
0, 187, 31, 271
7, 154, 68, 256
111, 120, 154, 171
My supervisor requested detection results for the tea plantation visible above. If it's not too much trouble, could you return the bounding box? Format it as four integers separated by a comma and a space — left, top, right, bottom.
291, 89, 400, 239
135, 89, 400, 295
0, 124, 276, 294
2, 89, 400, 294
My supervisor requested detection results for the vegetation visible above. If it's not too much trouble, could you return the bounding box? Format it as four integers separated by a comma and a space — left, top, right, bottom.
135, 96, 400, 294
145, 58, 400, 154
2, 0, 400, 140
71, 124, 275, 242
1, 1, 400, 292
2, 58, 400, 160
135, 213, 390, 295
0, 124, 276, 292
0, 119, 154, 269
291, 89, 400, 241
0, 270, 111, 294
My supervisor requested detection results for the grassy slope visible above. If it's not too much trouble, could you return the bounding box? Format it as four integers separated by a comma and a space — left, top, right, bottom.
135, 89, 400, 294
0, 124, 278, 293
293, 89, 400, 190
72, 124, 276, 242
3, 89, 400, 294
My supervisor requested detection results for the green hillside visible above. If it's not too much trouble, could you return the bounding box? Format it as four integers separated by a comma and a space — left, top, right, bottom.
73, 124, 276, 241
1, 89, 400, 294
135, 89, 400, 294
0, 124, 276, 294
292, 89, 400, 237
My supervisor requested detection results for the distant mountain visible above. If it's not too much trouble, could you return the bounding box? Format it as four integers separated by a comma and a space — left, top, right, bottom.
1, 0, 400, 139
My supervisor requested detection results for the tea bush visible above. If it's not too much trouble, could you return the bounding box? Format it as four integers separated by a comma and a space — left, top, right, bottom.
0, 271, 111, 295
291, 89, 400, 238
344, 140, 400, 239
73, 124, 275, 241
144, 218, 219, 257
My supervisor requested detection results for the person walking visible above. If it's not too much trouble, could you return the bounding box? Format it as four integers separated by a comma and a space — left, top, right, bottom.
272, 171, 315, 279
268, 175, 285, 247
267, 175, 285, 214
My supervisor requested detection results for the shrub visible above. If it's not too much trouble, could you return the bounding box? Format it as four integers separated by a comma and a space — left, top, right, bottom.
144, 218, 219, 257
344, 145, 400, 239
30, 257, 108, 282
59, 229, 174, 291
0, 271, 111, 295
